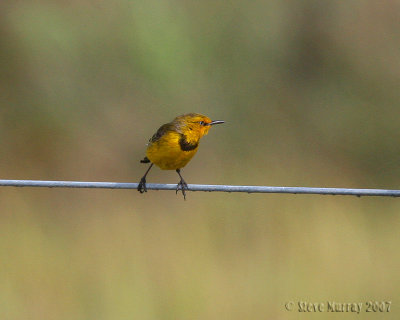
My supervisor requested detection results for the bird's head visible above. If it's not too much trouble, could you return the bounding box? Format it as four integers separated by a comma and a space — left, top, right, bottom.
174, 113, 224, 137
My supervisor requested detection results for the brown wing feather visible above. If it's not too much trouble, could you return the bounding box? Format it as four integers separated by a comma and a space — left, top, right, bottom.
149, 123, 176, 143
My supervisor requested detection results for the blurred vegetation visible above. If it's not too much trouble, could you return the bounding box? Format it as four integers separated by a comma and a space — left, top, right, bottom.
1, 0, 400, 319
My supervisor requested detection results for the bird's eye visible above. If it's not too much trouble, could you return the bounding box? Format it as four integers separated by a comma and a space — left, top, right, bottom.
199, 121, 205, 125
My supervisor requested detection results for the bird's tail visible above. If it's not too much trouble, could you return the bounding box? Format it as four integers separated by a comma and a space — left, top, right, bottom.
140, 157, 150, 163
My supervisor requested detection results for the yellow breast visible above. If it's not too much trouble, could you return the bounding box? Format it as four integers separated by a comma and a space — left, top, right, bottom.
146, 131, 199, 170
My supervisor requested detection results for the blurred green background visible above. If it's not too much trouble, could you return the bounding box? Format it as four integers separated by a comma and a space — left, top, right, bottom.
1, 0, 400, 319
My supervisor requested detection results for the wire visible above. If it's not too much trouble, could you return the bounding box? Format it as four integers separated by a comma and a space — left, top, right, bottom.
0, 179, 399, 197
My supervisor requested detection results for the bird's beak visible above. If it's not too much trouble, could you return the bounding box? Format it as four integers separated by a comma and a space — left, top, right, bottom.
209, 120, 225, 126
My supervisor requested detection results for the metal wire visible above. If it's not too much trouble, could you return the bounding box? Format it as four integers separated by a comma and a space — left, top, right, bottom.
0, 179, 399, 197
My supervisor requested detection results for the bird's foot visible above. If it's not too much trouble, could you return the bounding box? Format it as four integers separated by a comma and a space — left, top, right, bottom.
138, 177, 147, 193
176, 179, 188, 200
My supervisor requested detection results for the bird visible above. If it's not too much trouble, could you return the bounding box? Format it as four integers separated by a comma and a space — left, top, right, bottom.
138, 113, 224, 199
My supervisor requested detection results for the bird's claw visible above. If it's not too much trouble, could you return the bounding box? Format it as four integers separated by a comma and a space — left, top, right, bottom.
138, 177, 147, 193
176, 179, 188, 200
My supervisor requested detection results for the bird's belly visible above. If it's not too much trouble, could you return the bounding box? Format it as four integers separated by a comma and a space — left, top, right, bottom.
146, 143, 198, 170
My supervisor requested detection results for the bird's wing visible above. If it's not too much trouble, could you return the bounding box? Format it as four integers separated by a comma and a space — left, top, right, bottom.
149, 123, 176, 143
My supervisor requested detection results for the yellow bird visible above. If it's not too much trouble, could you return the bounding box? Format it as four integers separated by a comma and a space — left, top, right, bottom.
138, 113, 224, 199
